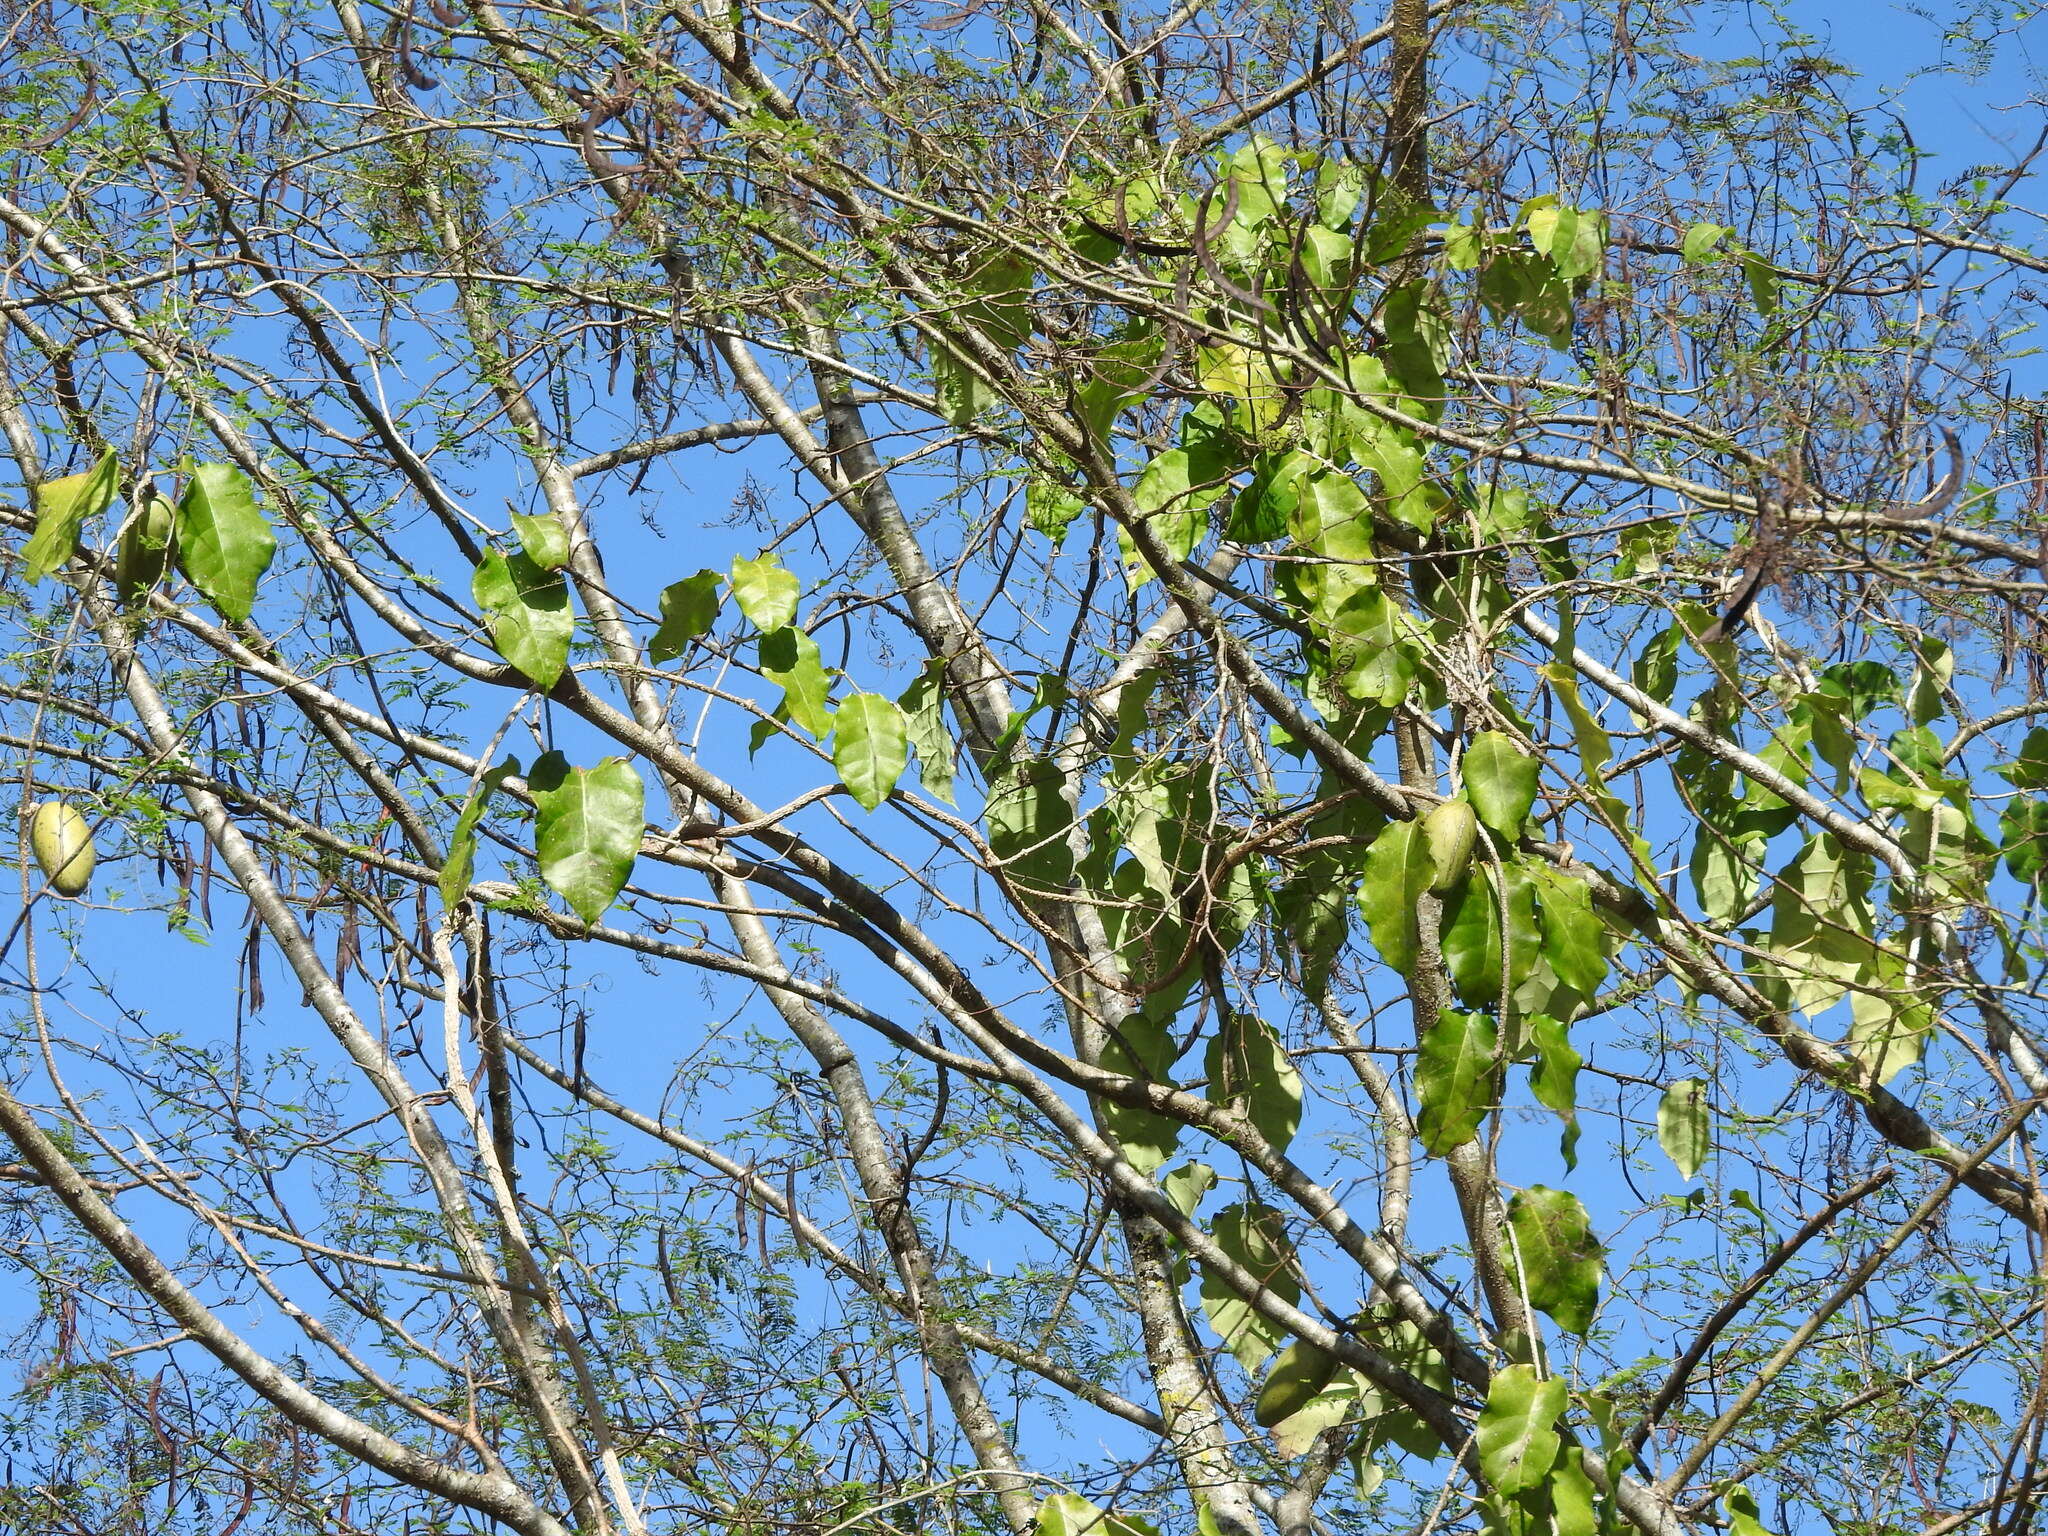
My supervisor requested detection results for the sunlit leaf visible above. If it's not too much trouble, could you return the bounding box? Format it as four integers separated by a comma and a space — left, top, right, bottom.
26, 451, 117, 584
511, 510, 570, 569
528, 752, 644, 925
1476, 1365, 1563, 1495
730, 550, 800, 630
473, 547, 572, 689
833, 692, 908, 811
1415, 1008, 1497, 1153
898, 659, 957, 804
179, 462, 277, 623
1507, 1185, 1601, 1335
1464, 732, 1538, 838
1358, 819, 1435, 976
759, 626, 835, 737
1656, 1079, 1710, 1181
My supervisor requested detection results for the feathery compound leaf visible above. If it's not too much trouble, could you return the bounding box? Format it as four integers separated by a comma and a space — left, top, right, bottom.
177, 463, 277, 623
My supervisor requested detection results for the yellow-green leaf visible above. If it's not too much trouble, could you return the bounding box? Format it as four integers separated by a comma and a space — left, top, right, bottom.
26, 451, 118, 585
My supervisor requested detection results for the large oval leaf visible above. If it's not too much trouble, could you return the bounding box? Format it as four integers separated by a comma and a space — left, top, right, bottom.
833, 692, 908, 811
1463, 731, 1538, 838
26, 451, 118, 584
529, 753, 644, 925
1656, 1078, 1710, 1181
177, 462, 277, 623
1476, 1364, 1564, 1495
650, 570, 721, 664
473, 548, 572, 689
1357, 818, 1434, 976
1204, 1011, 1303, 1156
1506, 1185, 1602, 1336
730, 551, 799, 630
1198, 1201, 1299, 1371
1415, 1008, 1498, 1154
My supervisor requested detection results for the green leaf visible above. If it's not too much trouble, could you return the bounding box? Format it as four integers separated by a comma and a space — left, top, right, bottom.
650, 571, 721, 663
1656, 1079, 1710, 1180
1507, 1186, 1602, 1335
730, 551, 800, 630
1996, 727, 2048, 789
528, 753, 644, 925
1204, 1012, 1304, 1155
1529, 1015, 1582, 1168
1724, 1486, 1777, 1536
510, 510, 570, 569
440, 758, 519, 909
1199, 1201, 1300, 1371
1026, 476, 1086, 546
1415, 1008, 1498, 1154
833, 693, 908, 811
1908, 637, 1954, 726
1530, 866, 1609, 1002
987, 757, 1076, 894
26, 451, 118, 584
2001, 797, 2048, 884
1100, 1008, 1181, 1173
177, 463, 277, 623
1549, 1448, 1598, 1536
1036, 1494, 1158, 1536
1464, 732, 1538, 838
1442, 870, 1504, 1006
1740, 251, 1780, 316
759, 626, 835, 737
473, 548, 573, 689
1357, 819, 1435, 976
1848, 947, 1934, 1084
1680, 222, 1734, 264
1160, 1160, 1216, 1218
898, 660, 958, 805
1476, 1364, 1564, 1495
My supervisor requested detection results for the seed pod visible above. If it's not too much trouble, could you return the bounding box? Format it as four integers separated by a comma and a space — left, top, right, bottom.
1254, 1337, 1341, 1427
115, 485, 178, 606
29, 801, 95, 897
1424, 798, 1478, 894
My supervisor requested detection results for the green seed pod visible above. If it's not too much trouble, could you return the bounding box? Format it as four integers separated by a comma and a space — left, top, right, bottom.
29, 801, 95, 897
1424, 798, 1478, 894
115, 485, 177, 606
1253, 1337, 1340, 1428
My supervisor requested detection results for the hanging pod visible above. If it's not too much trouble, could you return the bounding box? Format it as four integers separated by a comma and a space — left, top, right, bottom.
28, 801, 95, 897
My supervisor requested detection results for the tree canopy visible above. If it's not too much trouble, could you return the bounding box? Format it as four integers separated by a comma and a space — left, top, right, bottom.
2, 1, 2047, 1534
